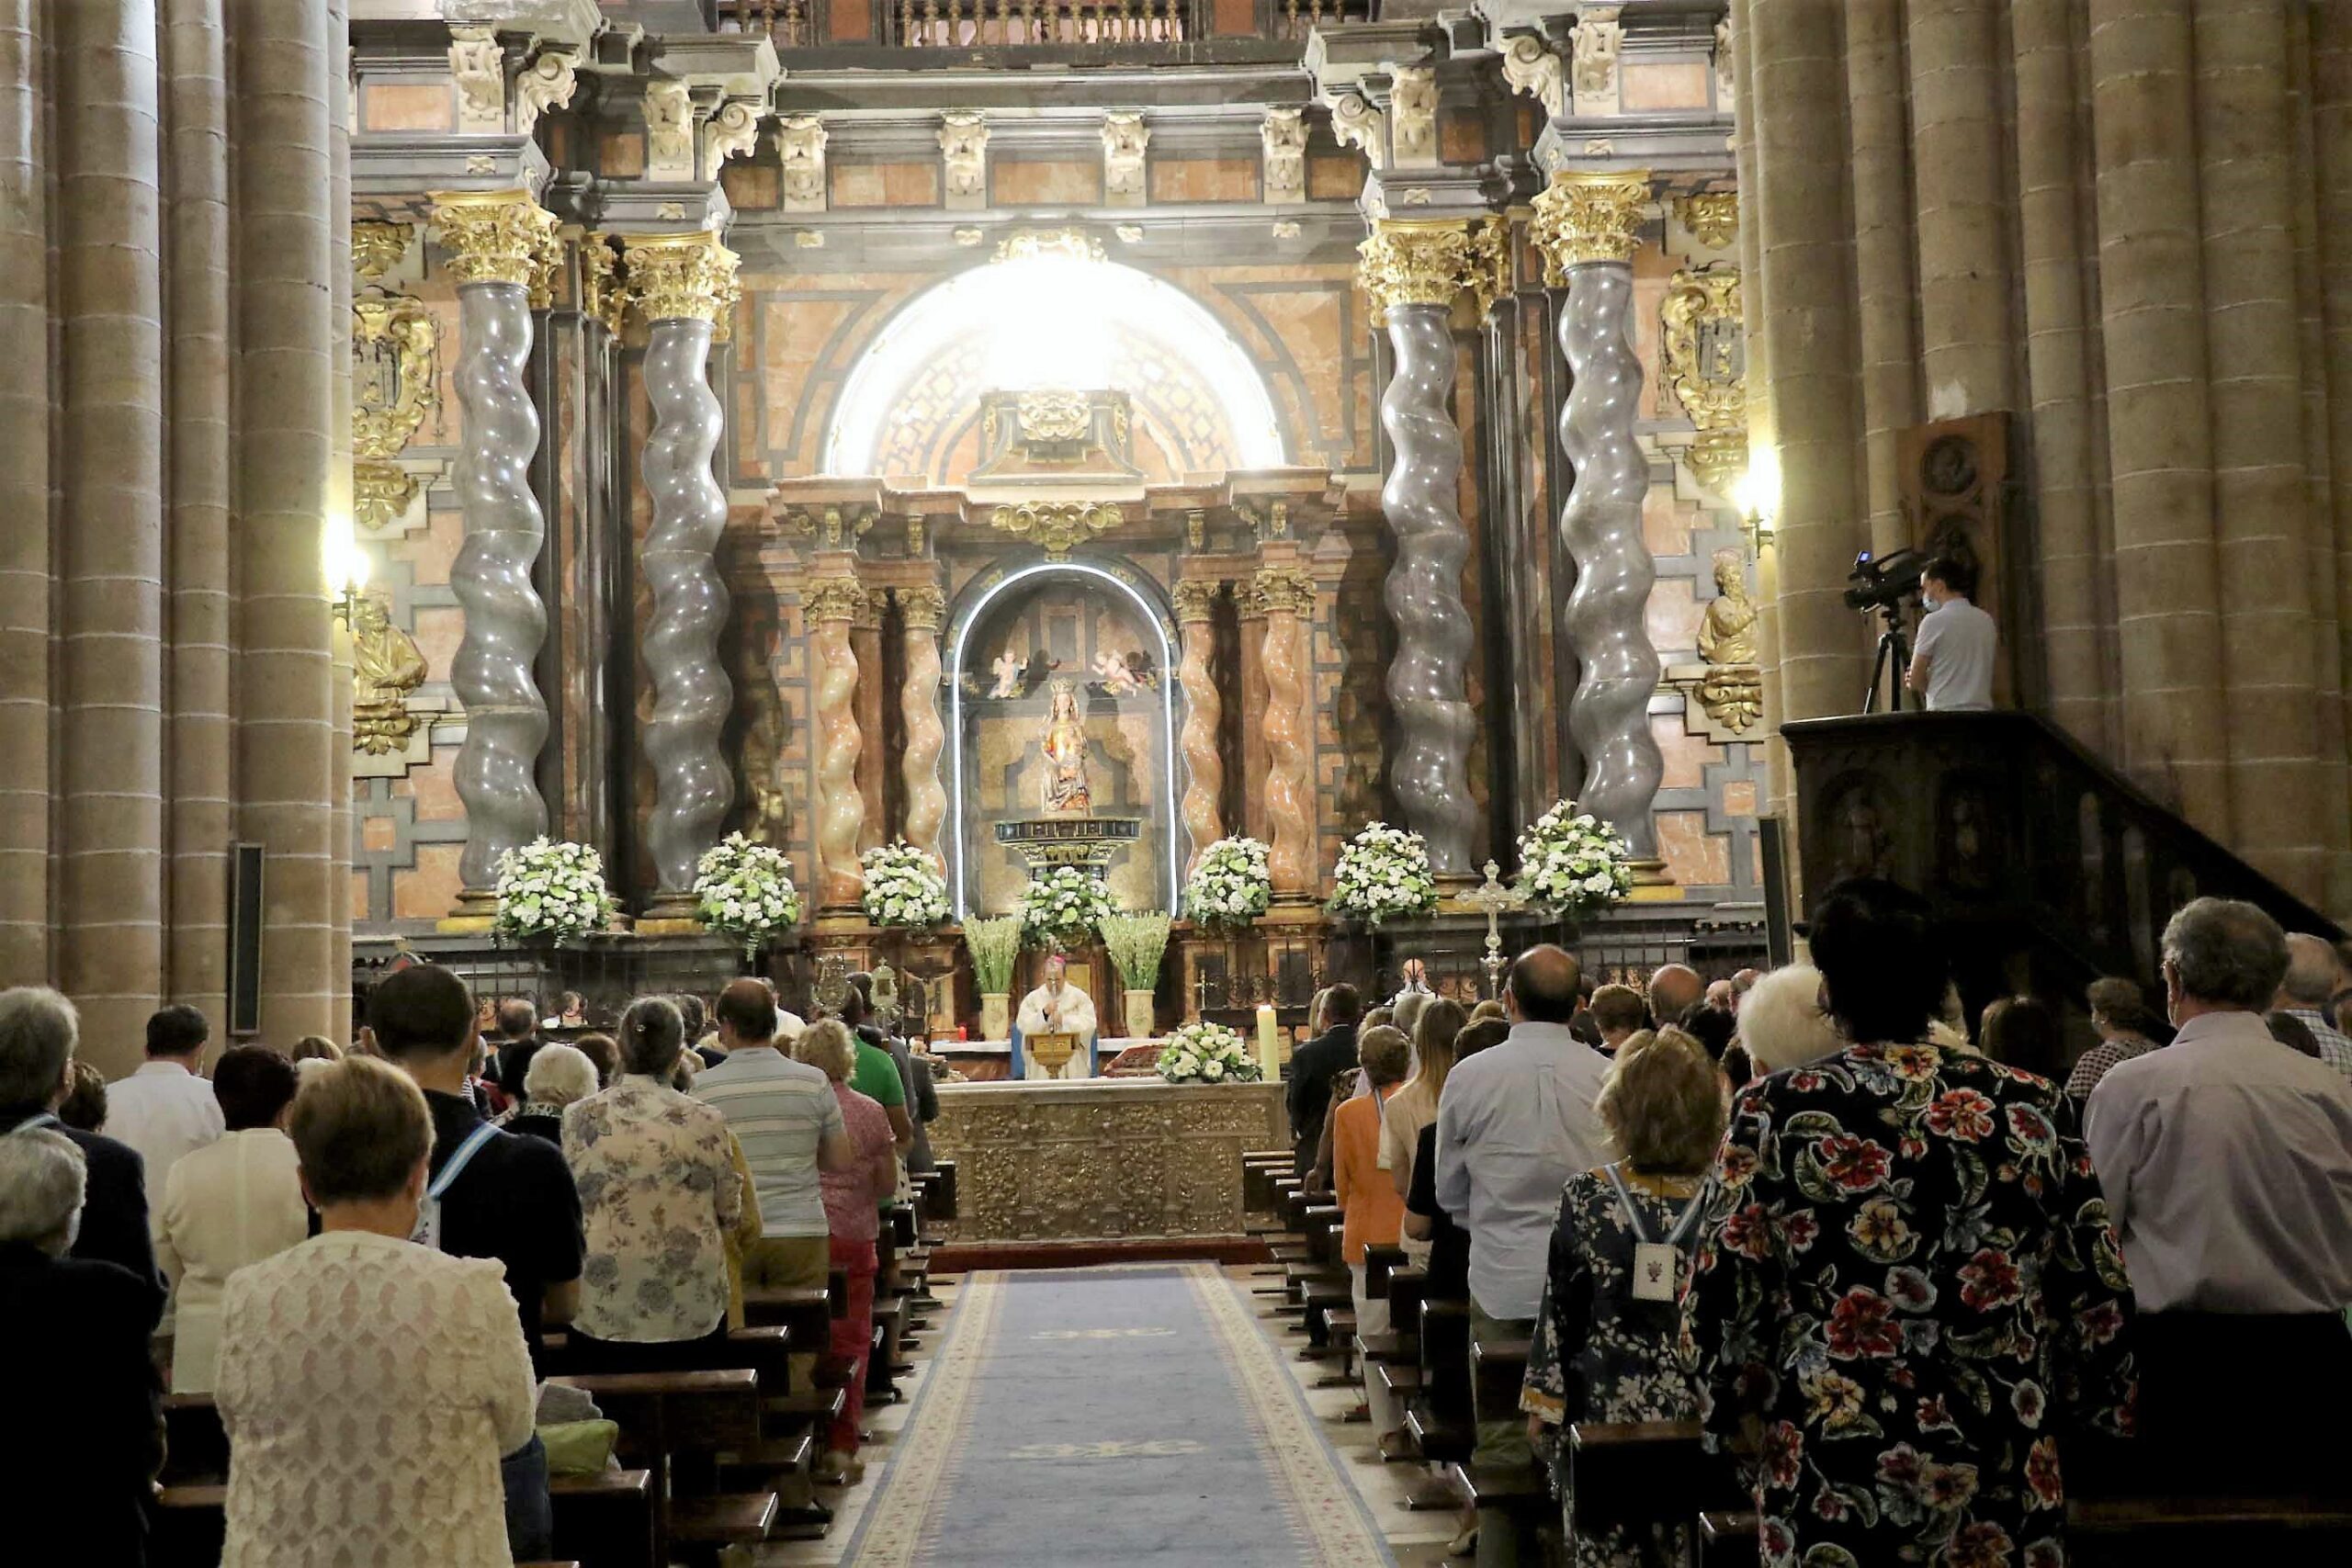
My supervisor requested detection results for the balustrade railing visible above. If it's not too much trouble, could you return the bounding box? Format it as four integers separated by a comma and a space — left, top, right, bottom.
718, 0, 1375, 49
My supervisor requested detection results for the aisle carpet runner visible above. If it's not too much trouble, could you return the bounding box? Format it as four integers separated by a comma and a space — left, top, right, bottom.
845, 1263, 1394, 1565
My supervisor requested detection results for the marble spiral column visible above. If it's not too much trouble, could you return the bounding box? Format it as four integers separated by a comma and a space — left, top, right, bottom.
0, 0, 50, 987
1358, 220, 1487, 878
1171, 579, 1226, 877
806, 578, 869, 910
1532, 172, 1667, 873
434, 191, 558, 915
899, 584, 949, 864
621, 231, 740, 910
851, 592, 888, 855
1253, 566, 1317, 898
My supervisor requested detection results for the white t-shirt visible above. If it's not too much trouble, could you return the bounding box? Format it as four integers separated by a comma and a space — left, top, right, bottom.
105, 1058, 226, 1213
1913, 596, 1996, 711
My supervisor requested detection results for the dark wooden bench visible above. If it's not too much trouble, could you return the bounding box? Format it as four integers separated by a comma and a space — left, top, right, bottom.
1697, 1510, 1761, 1567
162, 1392, 229, 1485
549, 1468, 658, 1568
2067, 1495, 2352, 1564
1406, 1298, 1476, 1464
550, 1369, 775, 1560
1566, 1418, 1744, 1542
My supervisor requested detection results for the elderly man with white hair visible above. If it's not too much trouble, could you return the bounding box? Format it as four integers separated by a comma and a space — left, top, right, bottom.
1731, 964, 1843, 1074
0, 986, 162, 1302
0, 1126, 165, 1562
2271, 931, 2352, 1082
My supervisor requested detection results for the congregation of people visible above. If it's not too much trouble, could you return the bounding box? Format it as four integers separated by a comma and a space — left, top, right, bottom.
1288, 883, 2352, 1565
0, 961, 942, 1566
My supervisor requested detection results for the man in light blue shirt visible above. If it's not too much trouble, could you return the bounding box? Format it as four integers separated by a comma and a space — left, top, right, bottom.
1434, 943, 1612, 1506
1904, 555, 1997, 712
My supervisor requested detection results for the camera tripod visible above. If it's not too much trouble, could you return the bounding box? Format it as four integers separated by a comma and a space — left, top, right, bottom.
1863, 604, 1913, 714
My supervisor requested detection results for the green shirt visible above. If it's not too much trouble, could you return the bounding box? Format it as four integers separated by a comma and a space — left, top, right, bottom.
851, 1039, 907, 1110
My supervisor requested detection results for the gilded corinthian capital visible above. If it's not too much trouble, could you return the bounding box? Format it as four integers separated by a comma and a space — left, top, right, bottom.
618, 231, 741, 324
430, 189, 560, 288
1530, 169, 1652, 277
1357, 219, 1510, 322
803, 576, 868, 624
1170, 577, 1222, 624
898, 583, 947, 632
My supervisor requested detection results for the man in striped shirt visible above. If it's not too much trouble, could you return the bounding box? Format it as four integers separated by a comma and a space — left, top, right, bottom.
693, 979, 856, 1296
2274, 932, 2352, 1084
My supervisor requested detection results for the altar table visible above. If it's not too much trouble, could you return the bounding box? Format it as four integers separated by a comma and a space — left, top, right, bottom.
928, 1077, 1285, 1244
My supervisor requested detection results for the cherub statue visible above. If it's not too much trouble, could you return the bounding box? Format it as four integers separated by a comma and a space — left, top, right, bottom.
989, 649, 1025, 699
1092, 649, 1141, 695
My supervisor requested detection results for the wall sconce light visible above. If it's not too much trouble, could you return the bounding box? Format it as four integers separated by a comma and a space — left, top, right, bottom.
324, 522, 369, 628
1734, 446, 1780, 555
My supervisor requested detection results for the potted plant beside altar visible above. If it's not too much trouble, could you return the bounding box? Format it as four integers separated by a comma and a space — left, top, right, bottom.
1099, 911, 1171, 1042
1177, 835, 1272, 1025
492, 838, 621, 947
964, 917, 1022, 1043
1511, 800, 1634, 937
693, 833, 804, 966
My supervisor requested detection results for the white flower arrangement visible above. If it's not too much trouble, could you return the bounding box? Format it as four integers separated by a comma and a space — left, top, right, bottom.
1156, 1019, 1262, 1084
1099, 911, 1172, 990
859, 840, 950, 929
1182, 836, 1272, 931
1512, 799, 1634, 918
964, 917, 1023, 995
492, 838, 619, 942
1325, 820, 1439, 926
1017, 864, 1116, 952
693, 832, 804, 958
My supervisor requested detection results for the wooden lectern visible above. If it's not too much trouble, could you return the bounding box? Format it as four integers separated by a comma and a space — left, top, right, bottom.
1023, 1032, 1080, 1079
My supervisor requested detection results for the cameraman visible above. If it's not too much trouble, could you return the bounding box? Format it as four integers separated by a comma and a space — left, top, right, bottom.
1904, 555, 1996, 712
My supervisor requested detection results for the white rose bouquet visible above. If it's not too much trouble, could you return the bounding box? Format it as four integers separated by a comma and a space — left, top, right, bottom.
859, 840, 950, 929
1512, 799, 1634, 919
1325, 821, 1439, 926
1182, 836, 1272, 932
492, 838, 619, 942
1155, 1020, 1261, 1084
694, 832, 805, 959
1018, 864, 1115, 952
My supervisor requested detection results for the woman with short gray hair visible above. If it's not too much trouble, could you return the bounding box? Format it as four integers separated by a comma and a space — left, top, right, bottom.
0, 1127, 164, 1564
503, 1043, 600, 1147
0, 984, 162, 1293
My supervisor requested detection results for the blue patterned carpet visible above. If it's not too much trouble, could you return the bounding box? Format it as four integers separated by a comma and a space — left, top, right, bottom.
846, 1264, 1392, 1566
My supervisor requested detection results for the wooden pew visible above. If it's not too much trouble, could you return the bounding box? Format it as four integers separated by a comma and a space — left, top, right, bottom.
151, 1480, 652, 1568
2066, 1495, 2352, 1565
1697, 1510, 1761, 1567
1566, 1418, 1743, 1549
1464, 1325, 1552, 1555
161, 1392, 229, 1485
1404, 1298, 1475, 1465
550, 1369, 776, 1562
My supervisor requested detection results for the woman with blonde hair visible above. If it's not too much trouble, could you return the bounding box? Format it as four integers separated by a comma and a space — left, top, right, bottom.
1381, 996, 1467, 1201
288, 1035, 342, 1064
793, 1018, 899, 1484
1521, 1028, 1727, 1566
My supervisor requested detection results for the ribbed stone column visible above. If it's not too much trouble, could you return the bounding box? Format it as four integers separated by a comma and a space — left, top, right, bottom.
2316, 6, 2352, 895
0, 0, 50, 987
1532, 172, 1667, 875
57, 0, 166, 1068
806, 577, 867, 911
620, 231, 739, 914
2014, 0, 2109, 752
326, 0, 353, 1021
2197, 0, 2323, 903
434, 190, 558, 918
164, 0, 232, 1022
2088, 0, 2228, 837
1908, 0, 2015, 416
899, 585, 949, 865
235, 0, 340, 1042
1358, 220, 1487, 878
1171, 579, 1226, 877
1252, 565, 1317, 899
1846, 0, 1920, 555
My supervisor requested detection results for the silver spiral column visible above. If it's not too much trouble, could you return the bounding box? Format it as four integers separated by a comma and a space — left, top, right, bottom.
623, 232, 741, 907
1534, 173, 1665, 865
434, 192, 558, 908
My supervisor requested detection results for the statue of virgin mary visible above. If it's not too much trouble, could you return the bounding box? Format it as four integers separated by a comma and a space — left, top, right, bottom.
1040, 677, 1091, 814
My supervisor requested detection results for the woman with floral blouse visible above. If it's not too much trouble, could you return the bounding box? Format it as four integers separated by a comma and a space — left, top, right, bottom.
795, 1017, 900, 1485
1523, 1027, 1727, 1568
560, 997, 744, 1368
1679, 879, 2136, 1567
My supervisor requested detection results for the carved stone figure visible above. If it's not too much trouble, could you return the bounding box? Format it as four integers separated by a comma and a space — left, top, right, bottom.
1261, 107, 1306, 203
702, 100, 764, 181
1501, 36, 1566, 120
1102, 112, 1149, 205
1327, 93, 1385, 172
1388, 66, 1438, 168
351, 593, 427, 756
644, 80, 695, 182
990, 649, 1025, 699
940, 111, 989, 208
1041, 678, 1091, 815
1092, 649, 1142, 695
448, 24, 503, 132
1573, 7, 1626, 105
1698, 549, 1758, 667
779, 115, 828, 211
514, 47, 577, 137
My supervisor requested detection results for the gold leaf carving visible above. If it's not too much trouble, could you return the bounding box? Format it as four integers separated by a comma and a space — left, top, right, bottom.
989, 501, 1123, 560
429, 188, 558, 289
616, 230, 741, 324
1529, 168, 1651, 278
1661, 263, 1746, 433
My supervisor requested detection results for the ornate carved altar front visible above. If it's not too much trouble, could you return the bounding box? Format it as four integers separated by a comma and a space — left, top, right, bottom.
929, 1078, 1284, 1244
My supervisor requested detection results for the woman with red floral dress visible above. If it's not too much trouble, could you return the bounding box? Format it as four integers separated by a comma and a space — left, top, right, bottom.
1679, 880, 2136, 1567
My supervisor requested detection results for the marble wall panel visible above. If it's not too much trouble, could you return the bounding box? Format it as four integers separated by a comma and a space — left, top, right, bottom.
601, 132, 646, 179
1440, 112, 1486, 165
1657, 807, 1730, 886
994, 159, 1102, 207
723, 164, 779, 210
1621, 63, 1713, 112
363, 83, 454, 133
1148, 158, 1259, 204
1645, 574, 1699, 660
392, 842, 464, 919
1654, 716, 1713, 792
1307, 155, 1364, 202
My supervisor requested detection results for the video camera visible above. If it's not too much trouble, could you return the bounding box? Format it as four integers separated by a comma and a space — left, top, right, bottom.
1842, 547, 1926, 613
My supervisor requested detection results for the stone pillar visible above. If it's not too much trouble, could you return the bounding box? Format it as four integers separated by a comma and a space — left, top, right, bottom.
1846, 0, 1920, 555
2013, 0, 2109, 753
325, 0, 353, 1024
1907, 0, 2015, 416
2300, 6, 2352, 914
57, 0, 166, 1066
2087, 0, 2229, 839
0, 0, 49, 987
164, 0, 232, 1023
2197, 0, 2324, 903
236, 0, 341, 1042
851, 591, 887, 854
1171, 578, 1226, 877
1252, 566, 1317, 900
1532, 171, 1668, 880
434, 190, 558, 919
1238, 581, 1272, 849
1357, 220, 1489, 879
806, 576, 868, 911
899, 584, 949, 864
620, 231, 739, 915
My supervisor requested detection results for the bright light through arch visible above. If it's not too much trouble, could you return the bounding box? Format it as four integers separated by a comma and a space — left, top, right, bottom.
822, 252, 1287, 476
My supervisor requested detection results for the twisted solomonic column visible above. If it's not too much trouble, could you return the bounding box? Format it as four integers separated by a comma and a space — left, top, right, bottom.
433, 190, 560, 910
1253, 566, 1318, 897
899, 584, 949, 864
1171, 578, 1227, 876
1357, 219, 1506, 878
806, 577, 869, 910
1532, 171, 1668, 875
622, 231, 741, 910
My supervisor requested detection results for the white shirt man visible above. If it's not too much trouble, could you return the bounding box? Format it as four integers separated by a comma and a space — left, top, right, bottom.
104, 1006, 226, 1215
1015, 959, 1097, 1079
1905, 559, 1996, 712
